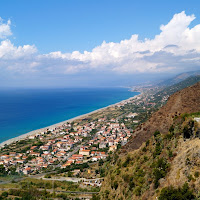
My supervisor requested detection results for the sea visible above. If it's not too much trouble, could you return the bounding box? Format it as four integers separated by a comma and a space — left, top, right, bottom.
0, 87, 139, 143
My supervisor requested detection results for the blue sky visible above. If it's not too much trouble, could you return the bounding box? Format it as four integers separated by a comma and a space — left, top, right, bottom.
1, 0, 200, 87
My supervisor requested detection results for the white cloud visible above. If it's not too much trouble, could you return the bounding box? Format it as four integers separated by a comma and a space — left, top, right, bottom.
1, 11, 200, 78
0, 40, 37, 59
0, 17, 12, 39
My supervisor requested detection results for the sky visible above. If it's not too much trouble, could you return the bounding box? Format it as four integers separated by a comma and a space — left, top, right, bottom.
1, 0, 200, 88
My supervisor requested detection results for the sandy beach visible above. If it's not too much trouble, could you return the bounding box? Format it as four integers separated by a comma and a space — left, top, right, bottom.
0, 93, 141, 148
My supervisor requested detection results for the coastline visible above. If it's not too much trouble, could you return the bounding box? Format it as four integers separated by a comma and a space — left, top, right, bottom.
0, 92, 141, 148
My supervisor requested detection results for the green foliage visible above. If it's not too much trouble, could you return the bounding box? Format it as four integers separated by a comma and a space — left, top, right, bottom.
92, 194, 100, 200
146, 140, 150, 146
0, 164, 7, 175
154, 130, 161, 138
67, 171, 73, 177
44, 174, 51, 178
153, 158, 169, 188
168, 150, 173, 158
122, 155, 131, 167
1, 191, 8, 198
159, 183, 196, 200
113, 181, 118, 190
9, 187, 51, 200
98, 159, 104, 166
194, 171, 199, 178
99, 167, 105, 177
187, 174, 195, 182
134, 186, 142, 196
142, 147, 147, 152
153, 142, 162, 158
169, 125, 174, 133
90, 129, 98, 135
56, 193, 70, 200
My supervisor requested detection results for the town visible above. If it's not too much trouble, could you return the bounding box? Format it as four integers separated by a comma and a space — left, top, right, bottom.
0, 86, 170, 181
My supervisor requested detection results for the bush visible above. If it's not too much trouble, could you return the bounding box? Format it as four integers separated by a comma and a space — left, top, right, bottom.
122, 155, 131, 167
1, 191, 8, 197
44, 174, 51, 178
153, 142, 162, 157
134, 186, 142, 196
154, 130, 160, 138
159, 183, 195, 200
194, 171, 199, 178
168, 150, 173, 158
153, 158, 169, 188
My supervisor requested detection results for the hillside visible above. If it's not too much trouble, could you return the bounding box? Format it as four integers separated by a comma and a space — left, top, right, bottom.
153, 75, 200, 106
97, 82, 200, 200
124, 81, 200, 151
157, 70, 200, 86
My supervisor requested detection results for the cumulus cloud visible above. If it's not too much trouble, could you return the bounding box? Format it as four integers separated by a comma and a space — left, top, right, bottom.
0, 17, 12, 39
43, 11, 200, 74
1, 11, 200, 80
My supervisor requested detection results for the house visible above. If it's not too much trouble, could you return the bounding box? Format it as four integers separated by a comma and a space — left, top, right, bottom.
29, 135, 36, 140
9, 152, 16, 157
30, 146, 38, 150
99, 142, 107, 149
109, 145, 117, 152
92, 156, 101, 162
79, 149, 90, 156
23, 167, 32, 175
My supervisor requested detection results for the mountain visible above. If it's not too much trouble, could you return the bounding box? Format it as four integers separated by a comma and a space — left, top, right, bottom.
153, 75, 200, 106
157, 70, 200, 86
98, 81, 200, 200
125, 81, 200, 151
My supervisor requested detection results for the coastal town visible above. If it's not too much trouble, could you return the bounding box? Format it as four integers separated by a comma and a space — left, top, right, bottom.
0, 95, 139, 174
0, 86, 169, 179
0, 117, 131, 176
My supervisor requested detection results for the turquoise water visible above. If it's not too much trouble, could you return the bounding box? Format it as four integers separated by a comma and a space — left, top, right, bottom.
0, 88, 139, 143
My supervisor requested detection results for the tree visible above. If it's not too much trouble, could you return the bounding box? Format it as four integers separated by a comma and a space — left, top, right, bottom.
0, 164, 6, 175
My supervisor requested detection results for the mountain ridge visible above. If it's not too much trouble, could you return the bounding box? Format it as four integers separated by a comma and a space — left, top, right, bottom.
124, 81, 200, 151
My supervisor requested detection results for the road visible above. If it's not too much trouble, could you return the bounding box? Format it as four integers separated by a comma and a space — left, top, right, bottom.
0, 187, 99, 195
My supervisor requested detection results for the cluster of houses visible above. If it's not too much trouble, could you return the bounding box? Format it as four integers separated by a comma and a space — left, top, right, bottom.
0, 117, 133, 176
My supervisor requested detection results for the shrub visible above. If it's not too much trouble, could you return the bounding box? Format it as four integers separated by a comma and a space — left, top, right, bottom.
134, 186, 142, 196
1, 191, 8, 197
153, 142, 162, 157
44, 174, 51, 178
194, 171, 199, 178
159, 183, 195, 200
154, 130, 160, 138
168, 150, 173, 158
153, 158, 169, 188
122, 155, 131, 167
113, 181, 118, 190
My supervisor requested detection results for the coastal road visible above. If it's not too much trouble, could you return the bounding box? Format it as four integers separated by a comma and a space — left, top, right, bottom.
41, 176, 103, 183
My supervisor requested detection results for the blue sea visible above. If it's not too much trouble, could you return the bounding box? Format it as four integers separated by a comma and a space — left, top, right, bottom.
0, 88, 139, 143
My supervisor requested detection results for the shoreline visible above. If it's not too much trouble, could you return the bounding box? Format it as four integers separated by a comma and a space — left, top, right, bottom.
0, 92, 141, 148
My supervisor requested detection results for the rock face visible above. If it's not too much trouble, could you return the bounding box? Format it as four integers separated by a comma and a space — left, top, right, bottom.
124, 82, 200, 151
